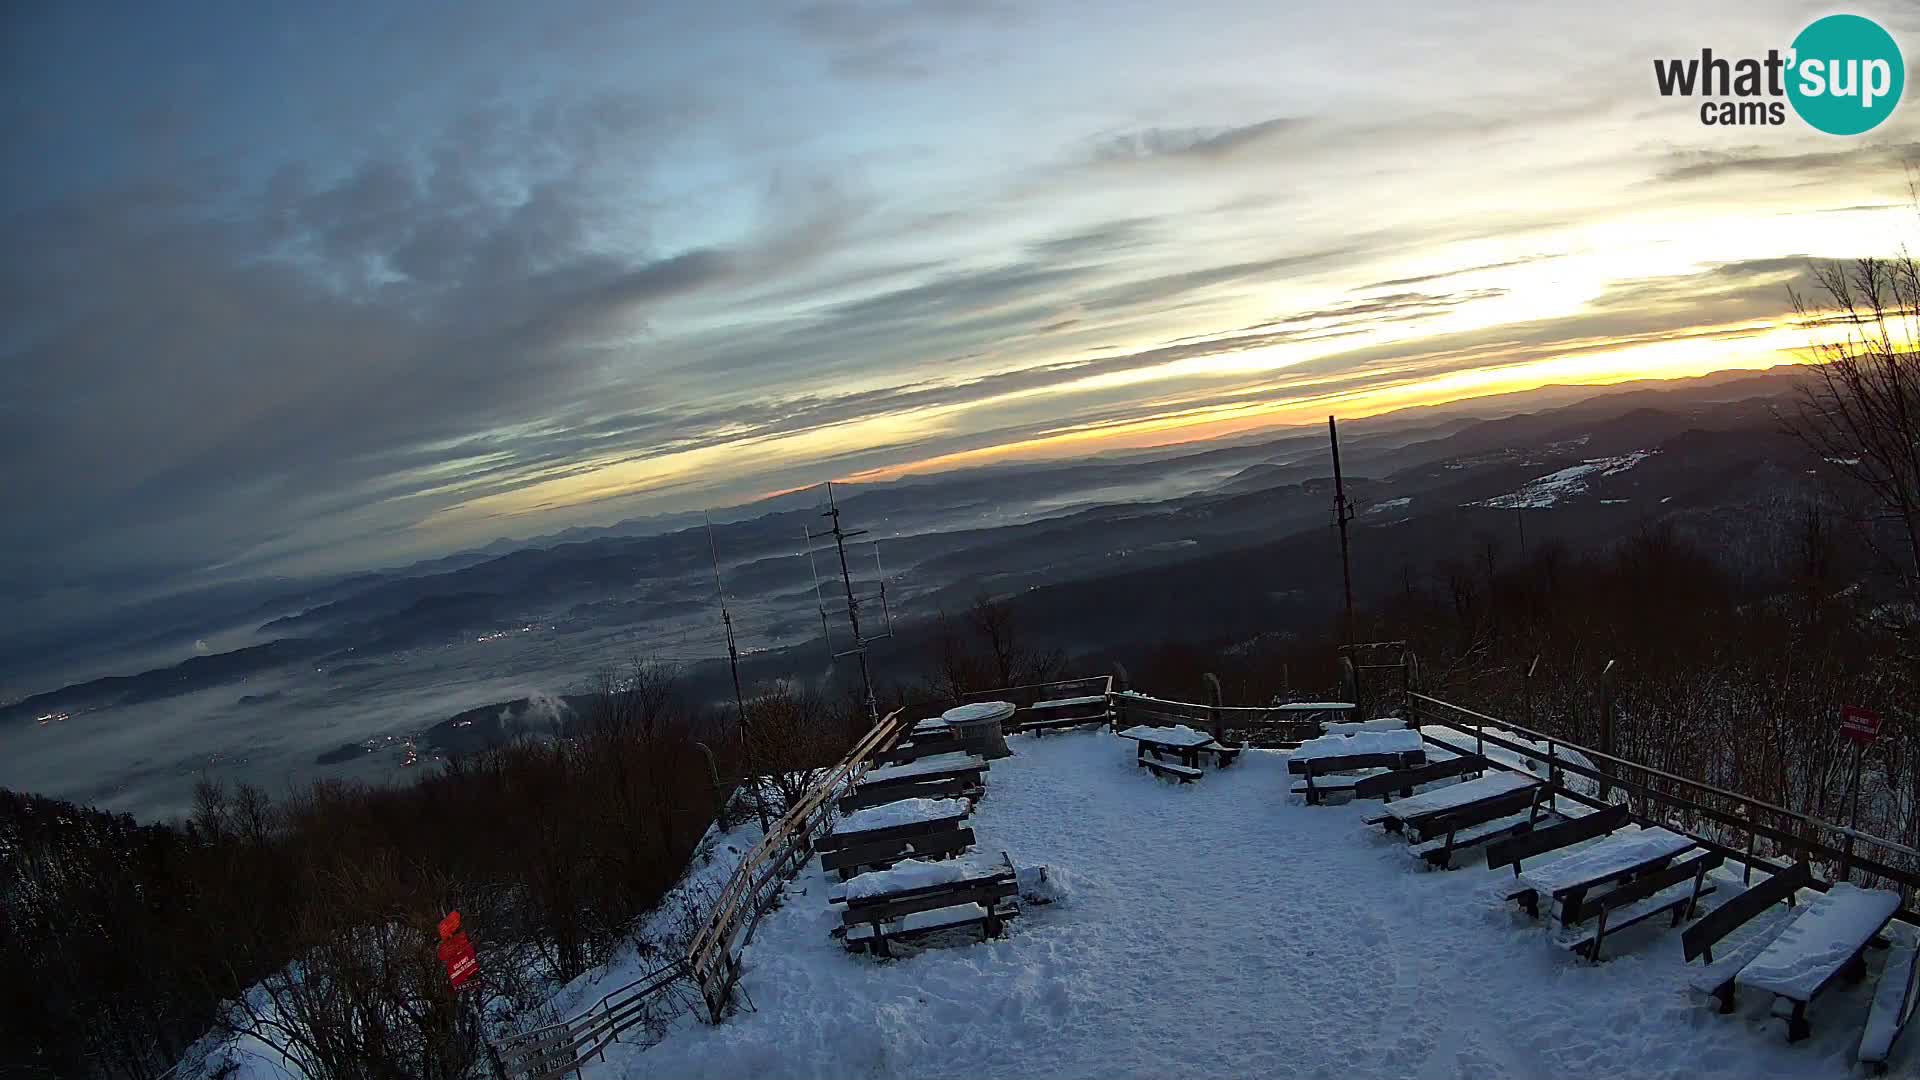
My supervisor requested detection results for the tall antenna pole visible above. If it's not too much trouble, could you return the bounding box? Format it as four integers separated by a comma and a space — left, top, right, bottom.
707, 514, 768, 834
808, 482, 882, 725
1329, 415, 1356, 647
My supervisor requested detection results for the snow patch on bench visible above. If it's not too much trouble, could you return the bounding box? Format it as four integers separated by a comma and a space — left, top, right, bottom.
1293, 728, 1423, 760
1737, 883, 1900, 1000
836, 797, 969, 835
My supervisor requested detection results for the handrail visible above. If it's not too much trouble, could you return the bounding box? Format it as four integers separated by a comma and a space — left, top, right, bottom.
1408, 693, 1920, 863
686, 708, 908, 1010
496, 709, 907, 1078
962, 676, 1108, 699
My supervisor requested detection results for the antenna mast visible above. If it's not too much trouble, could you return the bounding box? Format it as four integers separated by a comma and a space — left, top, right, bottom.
707, 514, 769, 834
804, 481, 889, 725
1329, 415, 1356, 647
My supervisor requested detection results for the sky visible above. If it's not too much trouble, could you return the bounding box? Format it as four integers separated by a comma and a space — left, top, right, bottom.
4, 0, 1920, 631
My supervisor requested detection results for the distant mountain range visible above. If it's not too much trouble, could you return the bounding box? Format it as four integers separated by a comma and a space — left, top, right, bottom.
1, 364, 1826, 729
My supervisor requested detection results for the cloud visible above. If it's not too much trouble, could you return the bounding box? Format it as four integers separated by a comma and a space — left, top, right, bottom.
1655, 142, 1920, 185
1091, 117, 1304, 163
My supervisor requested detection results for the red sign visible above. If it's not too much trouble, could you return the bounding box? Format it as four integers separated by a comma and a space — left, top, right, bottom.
438, 911, 462, 940
439, 931, 479, 990
1841, 705, 1882, 745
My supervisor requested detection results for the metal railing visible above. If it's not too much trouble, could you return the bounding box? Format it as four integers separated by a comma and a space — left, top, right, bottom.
1407, 692, 1920, 921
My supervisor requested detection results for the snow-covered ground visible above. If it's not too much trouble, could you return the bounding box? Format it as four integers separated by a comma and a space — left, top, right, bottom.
596, 728, 1906, 1079
1472, 451, 1658, 509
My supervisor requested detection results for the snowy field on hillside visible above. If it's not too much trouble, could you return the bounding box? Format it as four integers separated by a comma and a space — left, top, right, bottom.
594, 728, 1908, 1080
1472, 450, 1658, 509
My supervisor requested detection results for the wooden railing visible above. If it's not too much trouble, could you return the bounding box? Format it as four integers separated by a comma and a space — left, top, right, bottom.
496, 709, 909, 1079
962, 675, 1112, 731
1407, 692, 1920, 923
497, 958, 690, 1079
1111, 690, 1321, 747
685, 708, 910, 1019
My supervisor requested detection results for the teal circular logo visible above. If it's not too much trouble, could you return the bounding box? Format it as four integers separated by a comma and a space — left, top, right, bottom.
1788, 14, 1904, 135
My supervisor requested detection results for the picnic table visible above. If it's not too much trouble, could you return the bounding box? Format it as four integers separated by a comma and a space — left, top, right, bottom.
861, 751, 986, 787
836, 852, 1019, 955
818, 797, 972, 879
1513, 826, 1696, 926
841, 751, 987, 812
1368, 770, 1539, 835
1735, 882, 1900, 1042
1117, 724, 1215, 765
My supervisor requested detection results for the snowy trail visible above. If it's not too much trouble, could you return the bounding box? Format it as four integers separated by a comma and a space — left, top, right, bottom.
604, 730, 1892, 1079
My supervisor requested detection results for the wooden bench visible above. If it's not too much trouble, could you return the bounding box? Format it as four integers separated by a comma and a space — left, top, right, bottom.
1288, 751, 1425, 805
819, 825, 975, 879
1561, 849, 1721, 962
1680, 860, 1812, 1014
1509, 826, 1697, 926
1381, 772, 1541, 838
876, 736, 962, 767
1734, 882, 1900, 1042
839, 774, 981, 814
1406, 782, 1549, 869
1860, 936, 1920, 1074
1196, 742, 1242, 768
1352, 754, 1483, 803
838, 855, 1020, 957
1144, 757, 1202, 783
1487, 803, 1630, 884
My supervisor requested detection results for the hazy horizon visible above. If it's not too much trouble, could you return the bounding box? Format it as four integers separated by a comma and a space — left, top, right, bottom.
6, 0, 1918, 637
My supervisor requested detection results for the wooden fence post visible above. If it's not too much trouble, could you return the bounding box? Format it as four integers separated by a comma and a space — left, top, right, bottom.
1596, 659, 1617, 803
692, 741, 725, 820
1523, 654, 1539, 730
1203, 672, 1224, 742
1110, 661, 1130, 693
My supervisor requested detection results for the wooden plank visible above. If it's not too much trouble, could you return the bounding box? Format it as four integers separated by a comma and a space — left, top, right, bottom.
819, 812, 968, 852
1681, 860, 1812, 963
1406, 783, 1542, 842
1415, 810, 1547, 869
842, 878, 1018, 927
1486, 803, 1629, 875
1568, 850, 1723, 925
820, 827, 975, 874
839, 775, 978, 813
1144, 758, 1201, 782
877, 737, 962, 766
1352, 754, 1483, 801
1860, 939, 1920, 1071
1287, 750, 1424, 775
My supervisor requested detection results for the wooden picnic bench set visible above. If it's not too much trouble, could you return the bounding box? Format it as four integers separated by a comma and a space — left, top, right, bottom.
1115, 723, 1241, 783
1287, 723, 1920, 1065
821, 705, 1036, 957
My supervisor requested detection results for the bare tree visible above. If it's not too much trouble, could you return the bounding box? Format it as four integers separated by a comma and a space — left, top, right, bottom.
969, 593, 1064, 689
1788, 250, 1920, 603
742, 680, 843, 812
